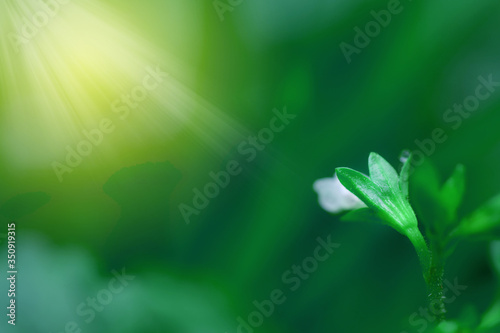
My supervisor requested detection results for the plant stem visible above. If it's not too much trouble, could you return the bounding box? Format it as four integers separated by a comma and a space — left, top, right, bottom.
407, 227, 431, 279
407, 227, 446, 321
427, 239, 446, 322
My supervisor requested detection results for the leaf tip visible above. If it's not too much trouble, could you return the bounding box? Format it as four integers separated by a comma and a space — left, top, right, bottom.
368, 152, 380, 161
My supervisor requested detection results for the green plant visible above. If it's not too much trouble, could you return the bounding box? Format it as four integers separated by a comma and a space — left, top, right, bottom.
314, 152, 500, 331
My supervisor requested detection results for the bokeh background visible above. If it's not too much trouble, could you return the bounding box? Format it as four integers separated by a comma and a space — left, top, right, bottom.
1, 0, 500, 332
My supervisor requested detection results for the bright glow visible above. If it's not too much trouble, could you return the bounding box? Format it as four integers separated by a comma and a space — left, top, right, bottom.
0, 0, 245, 171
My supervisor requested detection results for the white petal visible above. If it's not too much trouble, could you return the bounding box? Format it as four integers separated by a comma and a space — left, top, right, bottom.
313, 174, 366, 213
313, 178, 343, 213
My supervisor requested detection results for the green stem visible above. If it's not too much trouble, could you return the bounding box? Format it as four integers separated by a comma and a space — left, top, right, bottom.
407, 227, 431, 278
427, 239, 446, 322
407, 227, 446, 321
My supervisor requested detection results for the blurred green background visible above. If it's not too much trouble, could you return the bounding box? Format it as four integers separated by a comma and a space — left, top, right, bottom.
1, 0, 500, 332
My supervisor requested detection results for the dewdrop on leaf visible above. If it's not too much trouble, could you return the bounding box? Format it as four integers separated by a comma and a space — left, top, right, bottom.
399, 150, 411, 164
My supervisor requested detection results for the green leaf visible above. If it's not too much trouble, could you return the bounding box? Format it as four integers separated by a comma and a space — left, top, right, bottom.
432, 306, 478, 332
453, 193, 500, 238
478, 289, 500, 331
412, 159, 442, 196
341, 207, 403, 236
336, 165, 416, 235
410, 160, 465, 235
0, 192, 51, 220
341, 207, 387, 225
336, 167, 396, 222
368, 153, 419, 232
368, 152, 401, 199
440, 164, 465, 222
337, 153, 429, 278
399, 152, 413, 200
433, 321, 460, 333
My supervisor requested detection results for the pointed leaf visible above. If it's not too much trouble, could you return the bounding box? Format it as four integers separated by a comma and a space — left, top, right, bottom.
341, 207, 398, 232
413, 159, 442, 196
399, 152, 413, 200
367, 153, 418, 230
478, 299, 500, 332
410, 159, 455, 232
336, 167, 402, 232
478, 266, 500, 332
454, 193, 500, 238
440, 164, 465, 222
368, 152, 402, 199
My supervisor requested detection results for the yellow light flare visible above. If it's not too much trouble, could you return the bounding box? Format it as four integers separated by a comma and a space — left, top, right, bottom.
0, 0, 246, 173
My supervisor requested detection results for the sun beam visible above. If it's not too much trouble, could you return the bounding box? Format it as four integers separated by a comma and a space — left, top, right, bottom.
0, 0, 246, 175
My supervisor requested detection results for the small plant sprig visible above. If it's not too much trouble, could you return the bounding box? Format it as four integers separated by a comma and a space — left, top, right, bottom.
314, 151, 500, 326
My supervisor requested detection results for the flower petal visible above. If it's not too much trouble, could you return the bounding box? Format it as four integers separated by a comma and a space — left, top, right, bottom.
313, 175, 365, 213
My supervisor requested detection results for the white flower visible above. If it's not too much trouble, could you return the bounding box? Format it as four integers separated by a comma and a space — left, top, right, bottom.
313, 173, 366, 213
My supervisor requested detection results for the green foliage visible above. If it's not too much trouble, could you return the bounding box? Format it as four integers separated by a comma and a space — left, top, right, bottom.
411, 161, 466, 237
336, 152, 419, 236
473, 242, 500, 332
440, 164, 466, 223
453, 194, 500, 240
341, 207, 385, 225
324, 151, 500, 331
336, 152, 431, 279
410, 159, 500, 243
